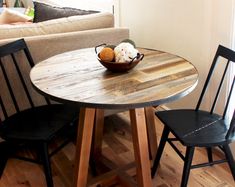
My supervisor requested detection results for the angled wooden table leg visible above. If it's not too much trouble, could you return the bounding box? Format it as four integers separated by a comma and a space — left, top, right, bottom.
130, 108, 153, 187
144, 106, 158, 160
73, 107, 96, 187
92, 109, 105, 159
90, 109, 107, 175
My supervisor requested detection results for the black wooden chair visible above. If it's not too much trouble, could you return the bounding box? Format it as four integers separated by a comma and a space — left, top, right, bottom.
151, 45, 235, 187
0, 39, 79, 187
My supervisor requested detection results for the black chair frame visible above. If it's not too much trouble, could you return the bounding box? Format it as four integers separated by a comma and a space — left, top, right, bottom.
0, 39, 78, 187
151, 45, 235, 187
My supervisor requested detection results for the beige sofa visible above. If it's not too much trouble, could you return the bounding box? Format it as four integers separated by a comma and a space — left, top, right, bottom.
0, 12, 129, 118
0, 12, 129, 63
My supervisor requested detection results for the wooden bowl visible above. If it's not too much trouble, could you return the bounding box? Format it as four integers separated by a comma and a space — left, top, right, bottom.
95, 44, 144, 72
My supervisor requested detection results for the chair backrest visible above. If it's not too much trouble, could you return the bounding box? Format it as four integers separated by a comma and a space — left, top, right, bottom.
0, 39, 49, 121
195, 45, 235, 138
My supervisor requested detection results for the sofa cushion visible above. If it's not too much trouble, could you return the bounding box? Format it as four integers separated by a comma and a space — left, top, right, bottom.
0, 12, 114, 40
0, 8, 32, 24
33, 1, 99, 23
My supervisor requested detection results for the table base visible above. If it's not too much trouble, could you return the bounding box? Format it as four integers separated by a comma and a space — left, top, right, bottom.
73, 107, 157, 187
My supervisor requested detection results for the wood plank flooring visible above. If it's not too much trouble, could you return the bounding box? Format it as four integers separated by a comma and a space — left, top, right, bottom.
0, 109, 234, 187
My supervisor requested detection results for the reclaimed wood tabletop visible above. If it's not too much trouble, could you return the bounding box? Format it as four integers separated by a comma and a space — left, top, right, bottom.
30, 48, 198, 110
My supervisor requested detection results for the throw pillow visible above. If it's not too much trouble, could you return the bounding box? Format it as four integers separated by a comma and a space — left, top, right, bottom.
33, 1, 99, 23
0, 8, 32, 24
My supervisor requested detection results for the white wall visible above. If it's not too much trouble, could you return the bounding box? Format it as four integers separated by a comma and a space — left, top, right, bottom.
119, 0, 235, 154
119, 0, 234, 108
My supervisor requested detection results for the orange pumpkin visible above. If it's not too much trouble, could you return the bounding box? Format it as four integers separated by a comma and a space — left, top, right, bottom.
99, 47, 115, 62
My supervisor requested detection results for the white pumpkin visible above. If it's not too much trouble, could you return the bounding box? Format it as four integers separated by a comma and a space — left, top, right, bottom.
114, 42, 139, 63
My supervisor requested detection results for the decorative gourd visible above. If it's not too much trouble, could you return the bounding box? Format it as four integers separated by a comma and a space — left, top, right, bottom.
99, 47, 115, 62
114, 42, 139, 63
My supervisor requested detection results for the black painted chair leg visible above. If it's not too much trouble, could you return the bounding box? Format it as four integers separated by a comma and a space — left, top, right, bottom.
206, 147, 213, 165
223, 145, 235, 180
151, 126, 170, 178
40, 142, 54, 187
0, 142, 9, 177
181, 146, 195, 187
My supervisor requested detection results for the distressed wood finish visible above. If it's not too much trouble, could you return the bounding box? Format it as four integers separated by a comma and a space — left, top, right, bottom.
30, 48, 198, 187
30, 48, 198, 110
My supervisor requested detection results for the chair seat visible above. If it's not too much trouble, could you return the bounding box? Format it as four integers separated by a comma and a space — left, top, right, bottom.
156, 109, 235, 147
0, 104, 79, 141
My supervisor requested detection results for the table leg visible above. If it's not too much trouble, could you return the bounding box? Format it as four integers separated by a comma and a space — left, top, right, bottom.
73, 107, 96, 187
92, 109, 105, 159
130, 108, 153, 187
144, 107, 158, 161
90, 109, 106, 175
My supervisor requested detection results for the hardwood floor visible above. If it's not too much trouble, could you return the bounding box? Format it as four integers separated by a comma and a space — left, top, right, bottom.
0, 110, 234, 187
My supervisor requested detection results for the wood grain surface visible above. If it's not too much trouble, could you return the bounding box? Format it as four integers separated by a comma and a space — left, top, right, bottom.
30, 48, 198, 109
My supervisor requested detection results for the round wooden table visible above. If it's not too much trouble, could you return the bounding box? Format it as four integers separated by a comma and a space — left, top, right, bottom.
30, 48, 198, 187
